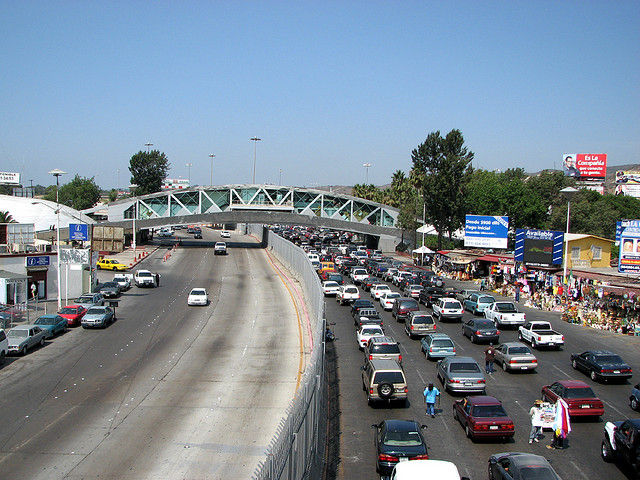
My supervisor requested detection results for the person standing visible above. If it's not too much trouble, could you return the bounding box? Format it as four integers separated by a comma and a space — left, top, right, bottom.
529, 400, 543, 443
484, 343, 496, 374
423, 383, 440, 418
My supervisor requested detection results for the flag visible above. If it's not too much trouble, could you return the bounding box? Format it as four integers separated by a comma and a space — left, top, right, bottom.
552, 398, 571, 438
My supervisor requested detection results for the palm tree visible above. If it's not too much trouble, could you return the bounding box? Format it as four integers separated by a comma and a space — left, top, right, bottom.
0, 211, 16, 223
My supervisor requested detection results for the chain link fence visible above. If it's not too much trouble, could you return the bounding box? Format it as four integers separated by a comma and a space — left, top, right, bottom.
0, 301, 50, 329
247, 225, 327, 480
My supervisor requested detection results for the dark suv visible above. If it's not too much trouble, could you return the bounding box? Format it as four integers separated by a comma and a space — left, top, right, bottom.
419, 286, 445, 308
391, 298, 420, 322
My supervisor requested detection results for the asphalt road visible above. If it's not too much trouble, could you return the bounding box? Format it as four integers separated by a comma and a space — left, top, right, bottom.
0, 229, 301, 479
331, 274, 640, 480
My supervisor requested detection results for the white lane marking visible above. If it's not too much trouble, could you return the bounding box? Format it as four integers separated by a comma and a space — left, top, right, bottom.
513, 399, 530, 415
552, 364, 572, 378
603, 400, 624, 416
415, 368, 426, 385
242, 345, 248, 358
569, 460, 589, 479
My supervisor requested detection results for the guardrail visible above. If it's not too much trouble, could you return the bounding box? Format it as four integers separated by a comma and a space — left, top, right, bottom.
247, 225, 327, 480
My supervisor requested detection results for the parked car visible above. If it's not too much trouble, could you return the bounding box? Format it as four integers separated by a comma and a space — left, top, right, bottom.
337, 285, 360, 305
98, 281, 121, 298
437, 356, 486, 393
494, 342, 538, 372
419, 287, 445, 308
432, 298, 464, 322
484, 301, 526, 328
392, 298, 420, 323
7, 325, 46, 355
81, 306, 115, 329
404, 312, 436, 338
76, 293, 105, 309
357, 324, 384, 350
464, 293, 495, 315
34, 314, 67, 338
187, 288, 209, 306
570, 350, 633, 382
541, 380, 604, 417
361, 359, 408, 405
381, 292, 402, 310
488, 452, 562, 480
371, 284, 392, 300
57, 304, 87, 327
461, 318, 500, 344
0, 329, 8, 362
322, 281, 341, 296
601, 419, 640, 475
453, 396, 515, 441
97, 258, 128, 271
421, 333, 456, 360
373, 420, 428, 476
629, 384, 640, 411
364, 336, 402, 364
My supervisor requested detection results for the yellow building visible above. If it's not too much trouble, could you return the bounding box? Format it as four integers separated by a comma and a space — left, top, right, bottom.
563, 233, 614, 270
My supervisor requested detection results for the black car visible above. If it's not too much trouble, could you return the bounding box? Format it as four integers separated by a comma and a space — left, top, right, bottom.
462, 318, 500, 344
98, 281, 121, 298
419, 287, 445, 308
391, 298, 420, 323
354, 309, 383, 328
351, 299, 375, 317
373, 419, 428, 476
362, 277, 381, 292
571, 350, 633, 382
326, 273, 344, 285
489, 452, 562, 480
602, 419, 640, 475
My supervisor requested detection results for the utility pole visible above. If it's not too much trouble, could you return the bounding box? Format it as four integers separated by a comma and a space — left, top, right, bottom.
250, 137, 261, 184
209, 154, 215, 186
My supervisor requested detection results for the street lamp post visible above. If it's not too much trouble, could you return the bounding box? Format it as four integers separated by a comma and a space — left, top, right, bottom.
208, 154, 215, 186
185, 163, 193, 186
145, 142, 153, 153
48, 169, 66, 310
560, 187, 579, 286
363, 163, 372, 184
279, 168, 283, 186
129, 184, 138, 252
250, 137, 262, 184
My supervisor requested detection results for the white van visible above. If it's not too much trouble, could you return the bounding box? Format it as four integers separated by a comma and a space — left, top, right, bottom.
391, 460, 470, 480
307, 253, 320, 263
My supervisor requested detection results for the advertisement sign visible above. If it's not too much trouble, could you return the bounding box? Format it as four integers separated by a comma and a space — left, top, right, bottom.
0, 172, 20, 185
616, 220, 640, 244
69, 223, 89, 241
60, 248, 90, 264
26, 256, 50, 267
515, 229, 564, 267
562, 153, 607, 179
615, 171, 640, 184
619, 224, 640, 274
464, 215, 509, 249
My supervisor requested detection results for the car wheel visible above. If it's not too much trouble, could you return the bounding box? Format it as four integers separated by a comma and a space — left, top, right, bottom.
601, 439, 616, 462
590, 370, 598, 381
471, 335, 477, 344
572, 359, 578, 369
531, 338, 537, 349
453, 408, 459, 422
40, 338, 45, 347
517, 332, 523, 341
0, 350, 5, 363
502, 361, 508, 371
465, 425, 472, 439
631, 397, 639, 410
20, 346, 26, 356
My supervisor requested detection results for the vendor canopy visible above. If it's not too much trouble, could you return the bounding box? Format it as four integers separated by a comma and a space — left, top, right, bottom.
413, 246, 434, 254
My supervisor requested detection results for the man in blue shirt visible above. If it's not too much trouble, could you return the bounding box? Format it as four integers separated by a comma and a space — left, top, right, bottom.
423, 383, 440, 418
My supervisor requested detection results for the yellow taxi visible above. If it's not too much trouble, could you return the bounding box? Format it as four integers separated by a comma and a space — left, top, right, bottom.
97, 258, 128, 271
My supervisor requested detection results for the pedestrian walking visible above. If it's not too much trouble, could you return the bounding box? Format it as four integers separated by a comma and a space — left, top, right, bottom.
480, 278, 486, 291
423, 383, 440, 418
484, 343, 496, 374
529, 400, 543, 443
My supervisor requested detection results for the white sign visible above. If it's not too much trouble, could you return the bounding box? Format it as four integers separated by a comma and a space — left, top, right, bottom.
60, 248, 90, 264
0, 172, 20, 185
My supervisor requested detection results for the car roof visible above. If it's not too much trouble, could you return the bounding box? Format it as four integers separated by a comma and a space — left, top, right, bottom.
447, 356, 477, 363
370, 336, 397, 344
584, 350, 615, 355
492, 452, 552, 469
467, 395, 501, 405
63, 304, 82, 308
382, 419, 419, 431
38, 314, 60, 319
426, 333, 451, 339
440, 297, 459, 302
501, 342, 529, 348
370, 358, 403, 370
11, 325, 37, 330
393, 459, 460, 476
557, 379, 591, 388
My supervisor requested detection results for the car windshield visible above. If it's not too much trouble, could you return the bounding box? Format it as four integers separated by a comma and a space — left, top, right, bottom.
324, 282, 339, 287
353, 270, 366, 275
383, 430, 423, 447
86, 308, 105, 315
519, 467, 558, 480
374, 372, 405, 384
478, 297, 494, 304
476, 321, 495, 329
59, 307, 78, 314
377, 285, 390, 291
564, 387, 596, 398
472, 405, 508, 417
432, 339, 454, 348
386, 294, 401, 300
495, 302, 517, 312
362, 328, 383, 335
509, 346, 532, 355
444, 302, 460, 309
78, 296, 94, 302
400, 300, 418, 309
36, 317, 59, 325
372, 344, 400, 354
450, 362, 480, 373
595, 355, 623, 364
191, 290, 206, 295
412, 315, 434, 324
328, 275, 342, 281
8, 330, 28, 338
102, 282, 117, 288
345, 288, 358, 294
138, 272, 153, 278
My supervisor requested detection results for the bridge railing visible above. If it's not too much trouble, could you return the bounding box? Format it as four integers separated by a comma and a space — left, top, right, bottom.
247, 225, 326, 480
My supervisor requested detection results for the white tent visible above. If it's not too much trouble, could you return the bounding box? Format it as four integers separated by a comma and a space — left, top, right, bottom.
412, 245, 434, 254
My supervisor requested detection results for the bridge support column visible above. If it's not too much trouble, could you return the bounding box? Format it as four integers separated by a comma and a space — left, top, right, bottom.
377, 234, 400, 253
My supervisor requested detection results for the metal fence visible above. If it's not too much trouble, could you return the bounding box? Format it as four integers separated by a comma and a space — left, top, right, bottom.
248, 225, 327, 480
0, 301, 50, 329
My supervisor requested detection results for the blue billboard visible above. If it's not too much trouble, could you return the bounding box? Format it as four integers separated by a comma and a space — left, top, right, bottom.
464, 215, 509, 249
69, 223, 89, 241
616, 220, 640, 245
619, 223, 640, 274
515, 229, 564, 267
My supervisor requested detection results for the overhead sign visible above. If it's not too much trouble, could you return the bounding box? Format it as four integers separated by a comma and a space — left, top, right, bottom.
26, 256, 50, 267
464, 215, 509, 249
69, 223, 89, 241
0, 172, 20, 185
619, 224, 640, 274
515, 229, 564, 267
562, 153, 607, 179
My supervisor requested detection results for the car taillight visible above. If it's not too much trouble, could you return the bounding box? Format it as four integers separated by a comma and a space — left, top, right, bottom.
369, 355, 373, 360
452, 348, 456, 352
370, 388, 374, 394
399, 355, 402, 362
537, 336, 542, 341
404, 387, 408, 393
523, 314, 526, 320
433, 325, 436, 330
561, 335, 565, 341
476, 424, 489, 431
379, 454, 399, 462
496, 330, 501, 335
411, 454, 429, 460
410, 325, 414, 330
601, 369, 614, 373
478, 379, 486, 383
429, 348, 433, 352
476, 330, 481, 335
509, 360, 517, 364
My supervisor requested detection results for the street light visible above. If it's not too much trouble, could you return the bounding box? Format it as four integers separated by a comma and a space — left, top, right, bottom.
144, 142, 153, 153
279, 168, 283, 186
560, 186, 579, 286
129, 184, 138, 252
48, 169, 66, 310
208, 154, 215, 186
363, 163, 372, 184
185, 163, 193, 186
250, 137, 262, 184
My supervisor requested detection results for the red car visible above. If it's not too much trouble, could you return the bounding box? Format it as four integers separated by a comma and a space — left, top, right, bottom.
541, 380, 604, 417
453, 396, 515, 441
57, 304, 88, 327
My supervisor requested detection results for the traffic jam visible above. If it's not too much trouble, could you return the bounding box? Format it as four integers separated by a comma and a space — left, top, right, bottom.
274, 225, 639, 480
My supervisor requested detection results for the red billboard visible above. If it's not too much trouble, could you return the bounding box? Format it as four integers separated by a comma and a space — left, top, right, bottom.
562, 153, 607, 179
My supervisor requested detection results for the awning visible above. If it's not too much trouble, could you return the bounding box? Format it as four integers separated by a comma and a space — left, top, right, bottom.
0, 270, 29, 280
477, 254, 514, 264
412, 246, 434, 254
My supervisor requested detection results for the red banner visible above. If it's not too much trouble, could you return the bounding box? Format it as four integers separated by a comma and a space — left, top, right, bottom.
576, 153, 607, 178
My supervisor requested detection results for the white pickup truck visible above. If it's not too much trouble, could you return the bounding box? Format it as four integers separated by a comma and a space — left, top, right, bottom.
134, 269, 158, 288
336, 285, 360, 305
484, 301, 526, 327
518, 321, 564, 349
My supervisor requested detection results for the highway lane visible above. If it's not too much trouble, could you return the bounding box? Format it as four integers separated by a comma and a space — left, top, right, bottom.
331, 274, 639, 480
0, 229, 301, 479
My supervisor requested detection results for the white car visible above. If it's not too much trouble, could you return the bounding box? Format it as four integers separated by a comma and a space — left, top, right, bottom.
350, 268, 369, 284
383, 268, 398, 281
484, 301, 526, 327
220, 231, 231, 238
371, 284, 391, 300
432, 298, 464, 322
322, 281, 341, 296
214, 242, 227, 255
356, 325, 384, 350
187, 288, 209, 306
392, 271, 413, 286
336, 285, 360, 305
380, 292, 401, 310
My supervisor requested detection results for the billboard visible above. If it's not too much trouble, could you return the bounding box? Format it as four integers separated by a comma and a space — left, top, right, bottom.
0, 172, 20, 185
464, 215, 509, 249
614, 170, 640, 198
616, 220, 640, 244
619, 223, 640, 274
515, 229, 564, 267
562, 154, 607, 179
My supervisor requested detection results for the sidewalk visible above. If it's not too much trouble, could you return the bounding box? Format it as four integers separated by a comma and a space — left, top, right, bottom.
107, 245, 162, 269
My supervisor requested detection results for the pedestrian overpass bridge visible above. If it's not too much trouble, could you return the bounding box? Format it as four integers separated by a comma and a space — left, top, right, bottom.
85, 185, 402, 247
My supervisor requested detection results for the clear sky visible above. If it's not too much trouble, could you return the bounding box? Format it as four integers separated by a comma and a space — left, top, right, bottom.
1, 1, 639, 189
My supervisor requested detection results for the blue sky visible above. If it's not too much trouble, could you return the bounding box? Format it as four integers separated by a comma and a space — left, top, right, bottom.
1, 1, 638, 189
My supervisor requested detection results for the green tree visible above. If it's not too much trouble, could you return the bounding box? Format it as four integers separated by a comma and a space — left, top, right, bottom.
352, 184, 384, 203
108, 189, 118, 202
0, 211, 16, 223
129, 150, 170, 195
44, 175, 101, 210
411, 129, 474, 248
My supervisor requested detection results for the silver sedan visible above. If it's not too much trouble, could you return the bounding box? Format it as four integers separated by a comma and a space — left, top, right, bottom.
436, 356, 486, 393
81, 306, 115, 329
494, 342, 538, 372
